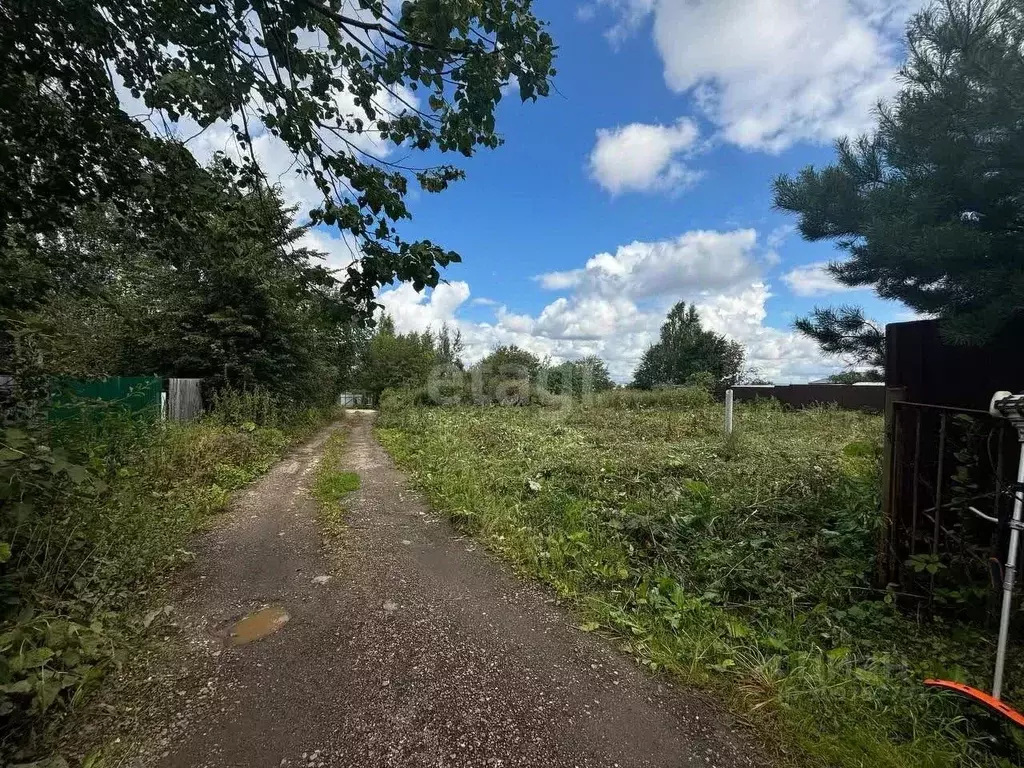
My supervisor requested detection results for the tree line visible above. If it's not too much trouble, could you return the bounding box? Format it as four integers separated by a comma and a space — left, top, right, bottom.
355, 298, 754, 404
1, 0, 555, 414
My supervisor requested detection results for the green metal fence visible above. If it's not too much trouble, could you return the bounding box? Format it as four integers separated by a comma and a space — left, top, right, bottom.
50, 376, 163, 421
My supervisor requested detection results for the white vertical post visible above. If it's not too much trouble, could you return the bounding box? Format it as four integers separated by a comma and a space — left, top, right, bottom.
724, 389, 734, 435
993, 441, 1024, 699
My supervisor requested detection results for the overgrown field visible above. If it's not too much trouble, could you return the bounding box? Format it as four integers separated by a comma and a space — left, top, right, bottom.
0, 393, 337, 759
378, 400, 1024, 768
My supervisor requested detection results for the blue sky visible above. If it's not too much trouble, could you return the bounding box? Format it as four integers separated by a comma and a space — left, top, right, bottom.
121, 0, 923, 382
365, 0, 922, 382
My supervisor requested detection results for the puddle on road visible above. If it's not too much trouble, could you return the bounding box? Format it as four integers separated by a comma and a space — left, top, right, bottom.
228, 605, 290, 645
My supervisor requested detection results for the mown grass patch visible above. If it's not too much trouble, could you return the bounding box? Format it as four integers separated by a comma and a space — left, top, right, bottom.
312, 431, 359, 536
377, 401, 1023, 768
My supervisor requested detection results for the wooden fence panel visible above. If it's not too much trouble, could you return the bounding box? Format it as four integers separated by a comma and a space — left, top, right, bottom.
167, 378, 204, 421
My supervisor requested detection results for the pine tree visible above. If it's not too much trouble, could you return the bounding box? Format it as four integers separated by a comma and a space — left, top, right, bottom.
774, 0, 1024, 360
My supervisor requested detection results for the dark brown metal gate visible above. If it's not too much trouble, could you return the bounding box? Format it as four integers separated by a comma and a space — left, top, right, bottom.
880, 318, 1024, 615
880, 398, 1017, 613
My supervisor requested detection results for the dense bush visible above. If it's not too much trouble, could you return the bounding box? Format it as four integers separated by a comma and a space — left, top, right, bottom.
594, 386, 712, 410
0, 399, 335, 758
207, 387, 333, 431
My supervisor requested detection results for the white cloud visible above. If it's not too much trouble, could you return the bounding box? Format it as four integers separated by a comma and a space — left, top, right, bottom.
297, 229, 363, 274
589, 118, 702, 193
599, 0, 921, 151
597, 0, 657, 45
782, 261, 862, 296
376, 228, 845, 382
697, 283, 838, 381
377, 281, 473, 335
538, 229, 763, 298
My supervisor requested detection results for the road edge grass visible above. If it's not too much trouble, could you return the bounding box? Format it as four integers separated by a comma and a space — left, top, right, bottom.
312, 430, 360, 537
40, 409, 342, 767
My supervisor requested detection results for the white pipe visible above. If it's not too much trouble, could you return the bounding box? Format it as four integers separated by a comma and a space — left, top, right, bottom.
724, 389, 734, 436
993, 442, 1024, 699
969, 506, 999, 524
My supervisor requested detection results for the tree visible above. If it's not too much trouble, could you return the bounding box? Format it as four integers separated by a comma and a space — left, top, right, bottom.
472, 345, 541, 405
546, 356, 615, 398
25, 172, 360, 404
1, 0, 555, 321
435, 323, 465, 370
826, 369, 885, 385
793, 306, 886, 369
132, 181, 349, 401
774, 0, 1024, 357
632, 302, 744, 393
358, 316, 438, 401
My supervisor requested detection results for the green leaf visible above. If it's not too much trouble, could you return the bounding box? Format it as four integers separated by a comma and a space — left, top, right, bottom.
1, 680, 33, 695
35, 678, 64, 713
63, 465, 91, 484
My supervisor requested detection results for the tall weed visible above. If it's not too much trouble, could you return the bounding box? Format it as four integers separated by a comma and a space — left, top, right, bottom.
592, 386, 712, 410
0, 398, 336, 758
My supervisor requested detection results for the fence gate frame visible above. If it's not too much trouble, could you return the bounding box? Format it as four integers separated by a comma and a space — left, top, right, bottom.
879, 390, 1015, 610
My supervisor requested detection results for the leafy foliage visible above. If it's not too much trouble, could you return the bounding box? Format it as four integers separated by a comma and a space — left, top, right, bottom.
35, 181, 355, 401
378, 401, 1024, 768
6, 172, 374, 413
545, 356, 615, 398
631, 302, 744, 393
1, 0, 556, 315
0, 394, 335, 758
470, 345, 543, 405
775, 0, 1024, 348
434, 323, 465, 370
357, 316, 440, 402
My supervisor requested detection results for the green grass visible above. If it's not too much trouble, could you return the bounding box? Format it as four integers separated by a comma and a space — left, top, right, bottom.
376, 400, 1024, 768
312, 432, 359, 535
0, 402, 338, 760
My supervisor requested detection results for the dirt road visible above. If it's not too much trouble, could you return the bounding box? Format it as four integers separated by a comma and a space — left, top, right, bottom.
131, 411, 764, 768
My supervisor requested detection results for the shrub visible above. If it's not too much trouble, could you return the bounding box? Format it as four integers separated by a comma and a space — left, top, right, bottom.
378, 387, 426, 412
207, 387, 329, 435
594, 386, 712, 410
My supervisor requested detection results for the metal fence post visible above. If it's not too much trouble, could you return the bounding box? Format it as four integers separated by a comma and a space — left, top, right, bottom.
877, 386, 906, 585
